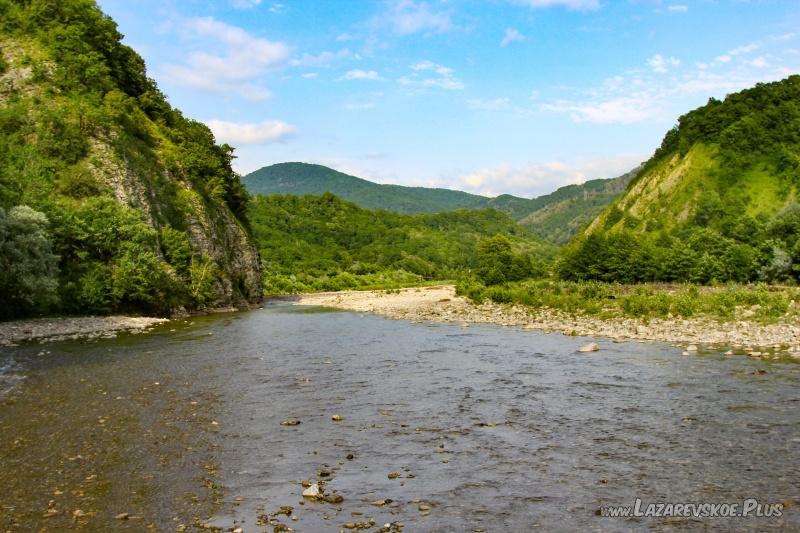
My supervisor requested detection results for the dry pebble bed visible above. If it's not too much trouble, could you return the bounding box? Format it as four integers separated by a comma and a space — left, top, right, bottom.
0, 315, 170, 347
296, 285, 800, 359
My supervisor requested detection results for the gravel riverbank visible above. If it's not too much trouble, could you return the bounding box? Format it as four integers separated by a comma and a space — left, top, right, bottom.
0, 316, 169, 347
295, 285, 800, 358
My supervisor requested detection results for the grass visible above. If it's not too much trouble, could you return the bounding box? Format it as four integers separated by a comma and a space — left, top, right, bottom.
456, 278, 798, 324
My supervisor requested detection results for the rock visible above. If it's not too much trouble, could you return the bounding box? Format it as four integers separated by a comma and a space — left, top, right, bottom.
578, 342, 599, 352
281, 419, 301, 426
346, 453, 354, 460
331, 414, 343, 422
686, 344, 698, 352
418, 504, 431, 512
277, 506, 293, 516
322, 494, 344, 504
114, 513, 130, 520
724, 350, 734, 356
387, 472, 402, 479
371, 499, 391, 506
302, 483, 320, 498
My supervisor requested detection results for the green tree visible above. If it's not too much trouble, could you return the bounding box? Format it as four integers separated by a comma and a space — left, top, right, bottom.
0, 206, 59, 318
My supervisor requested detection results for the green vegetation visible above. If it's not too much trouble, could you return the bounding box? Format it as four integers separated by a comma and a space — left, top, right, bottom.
561, 75, 800, 285
243, 162, 634, 244
0, 206, 59, 318
0, 0, 257, 318
516, 168, 638, 244
457, 279, 798, 324
248, 193, 554, 294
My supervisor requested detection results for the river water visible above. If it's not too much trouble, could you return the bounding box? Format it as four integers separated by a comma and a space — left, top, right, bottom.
1, 302, 798, 532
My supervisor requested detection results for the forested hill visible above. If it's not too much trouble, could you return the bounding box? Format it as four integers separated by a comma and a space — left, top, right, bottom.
0, 0, 262, 318
248, 193, 556, 294
243, 162, 490, 214
560, 75, 800, 284
244, 162, 636, 244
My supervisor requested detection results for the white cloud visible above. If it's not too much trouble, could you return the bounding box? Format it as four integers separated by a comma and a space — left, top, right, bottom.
301, 72, 319, 79
501, 28, 526, 47
374, 0, 454, 36
729, 43, 760, 56
269, 3, 285, 13
509, 0, 599, 10
290, 49, 351, 67
164, 17, 288, 100
447, 155, 644, 198
667, 5, 688, 13
399, 60, 464, 91
336, 33, 355, 42
540, 41, 800, 125
341, 69, 384, 81
647, 54, 680, 73
231, 0, 261, 8
466, 97, 512, 111
205, 119, 295, 145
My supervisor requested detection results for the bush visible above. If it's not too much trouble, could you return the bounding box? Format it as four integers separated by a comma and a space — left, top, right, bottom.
0, 206, 60, 318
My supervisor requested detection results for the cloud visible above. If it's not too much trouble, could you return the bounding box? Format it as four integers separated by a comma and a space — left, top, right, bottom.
269, 3, 285, 13
290, 49, 352, 67
667, 4, 688, 13
301, 72, 319, 79
539, 40, 800, 124
163, 17, 288, 100
501, 28, 526, 47
231, 0, 261, 8
647, 54, 680, 73
341, 69, 384, 81
399, 60, 464, 91
205, 119, 295, 145
374, 0, 454, 36
446, 155, 645, 198
508, 0, 599, 10
466, 97, 512, 111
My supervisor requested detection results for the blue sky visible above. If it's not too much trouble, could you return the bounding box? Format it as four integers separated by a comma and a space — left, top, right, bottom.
97, 0, 800, 198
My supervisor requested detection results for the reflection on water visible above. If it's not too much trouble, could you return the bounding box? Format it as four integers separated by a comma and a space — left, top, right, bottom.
1, 304, 799, 531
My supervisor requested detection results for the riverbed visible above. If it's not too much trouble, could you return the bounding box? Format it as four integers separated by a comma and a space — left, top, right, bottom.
1, 302, 798, 531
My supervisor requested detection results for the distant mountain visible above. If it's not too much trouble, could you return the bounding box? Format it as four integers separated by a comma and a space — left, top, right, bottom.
243, 163, 488, 214
243, 161, 637, 244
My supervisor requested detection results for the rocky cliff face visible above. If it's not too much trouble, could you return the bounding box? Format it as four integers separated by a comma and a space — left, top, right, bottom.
0, 4, 263, 316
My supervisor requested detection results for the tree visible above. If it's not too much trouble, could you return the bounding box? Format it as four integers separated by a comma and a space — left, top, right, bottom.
0, 206, 59, 318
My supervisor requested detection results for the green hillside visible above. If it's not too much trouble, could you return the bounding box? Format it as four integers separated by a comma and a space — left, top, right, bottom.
0, 0, 262, 318
243, 162, 489, 214
244, 161, 636, 244
560, 75, 800, 284
248, 193, 556, 293
517, 168, 638, 244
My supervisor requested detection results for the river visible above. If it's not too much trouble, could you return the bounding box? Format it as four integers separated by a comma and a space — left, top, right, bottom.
1, 302, 798, 531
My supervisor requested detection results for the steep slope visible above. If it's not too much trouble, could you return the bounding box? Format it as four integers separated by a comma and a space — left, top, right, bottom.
243, 162, 489, 214
560, 75, 800, 284
516, 168, 638, 244
0, 0, 261, 317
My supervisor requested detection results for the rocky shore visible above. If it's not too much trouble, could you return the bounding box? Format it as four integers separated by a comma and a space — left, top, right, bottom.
0, 316, 170, 347
295, 285, 800, 359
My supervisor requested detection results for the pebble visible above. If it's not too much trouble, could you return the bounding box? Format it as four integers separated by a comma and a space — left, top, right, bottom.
302, 483, 320, 498
578, 342, 600, 352
114, 513, 130, 520
331, 415, 343, 422
281, 419, 301, 426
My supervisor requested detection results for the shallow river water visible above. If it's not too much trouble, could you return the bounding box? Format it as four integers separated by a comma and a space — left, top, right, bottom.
1, 303, 799, 532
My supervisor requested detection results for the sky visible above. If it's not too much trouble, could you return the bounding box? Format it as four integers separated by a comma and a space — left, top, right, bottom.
96, 0, 800, 199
